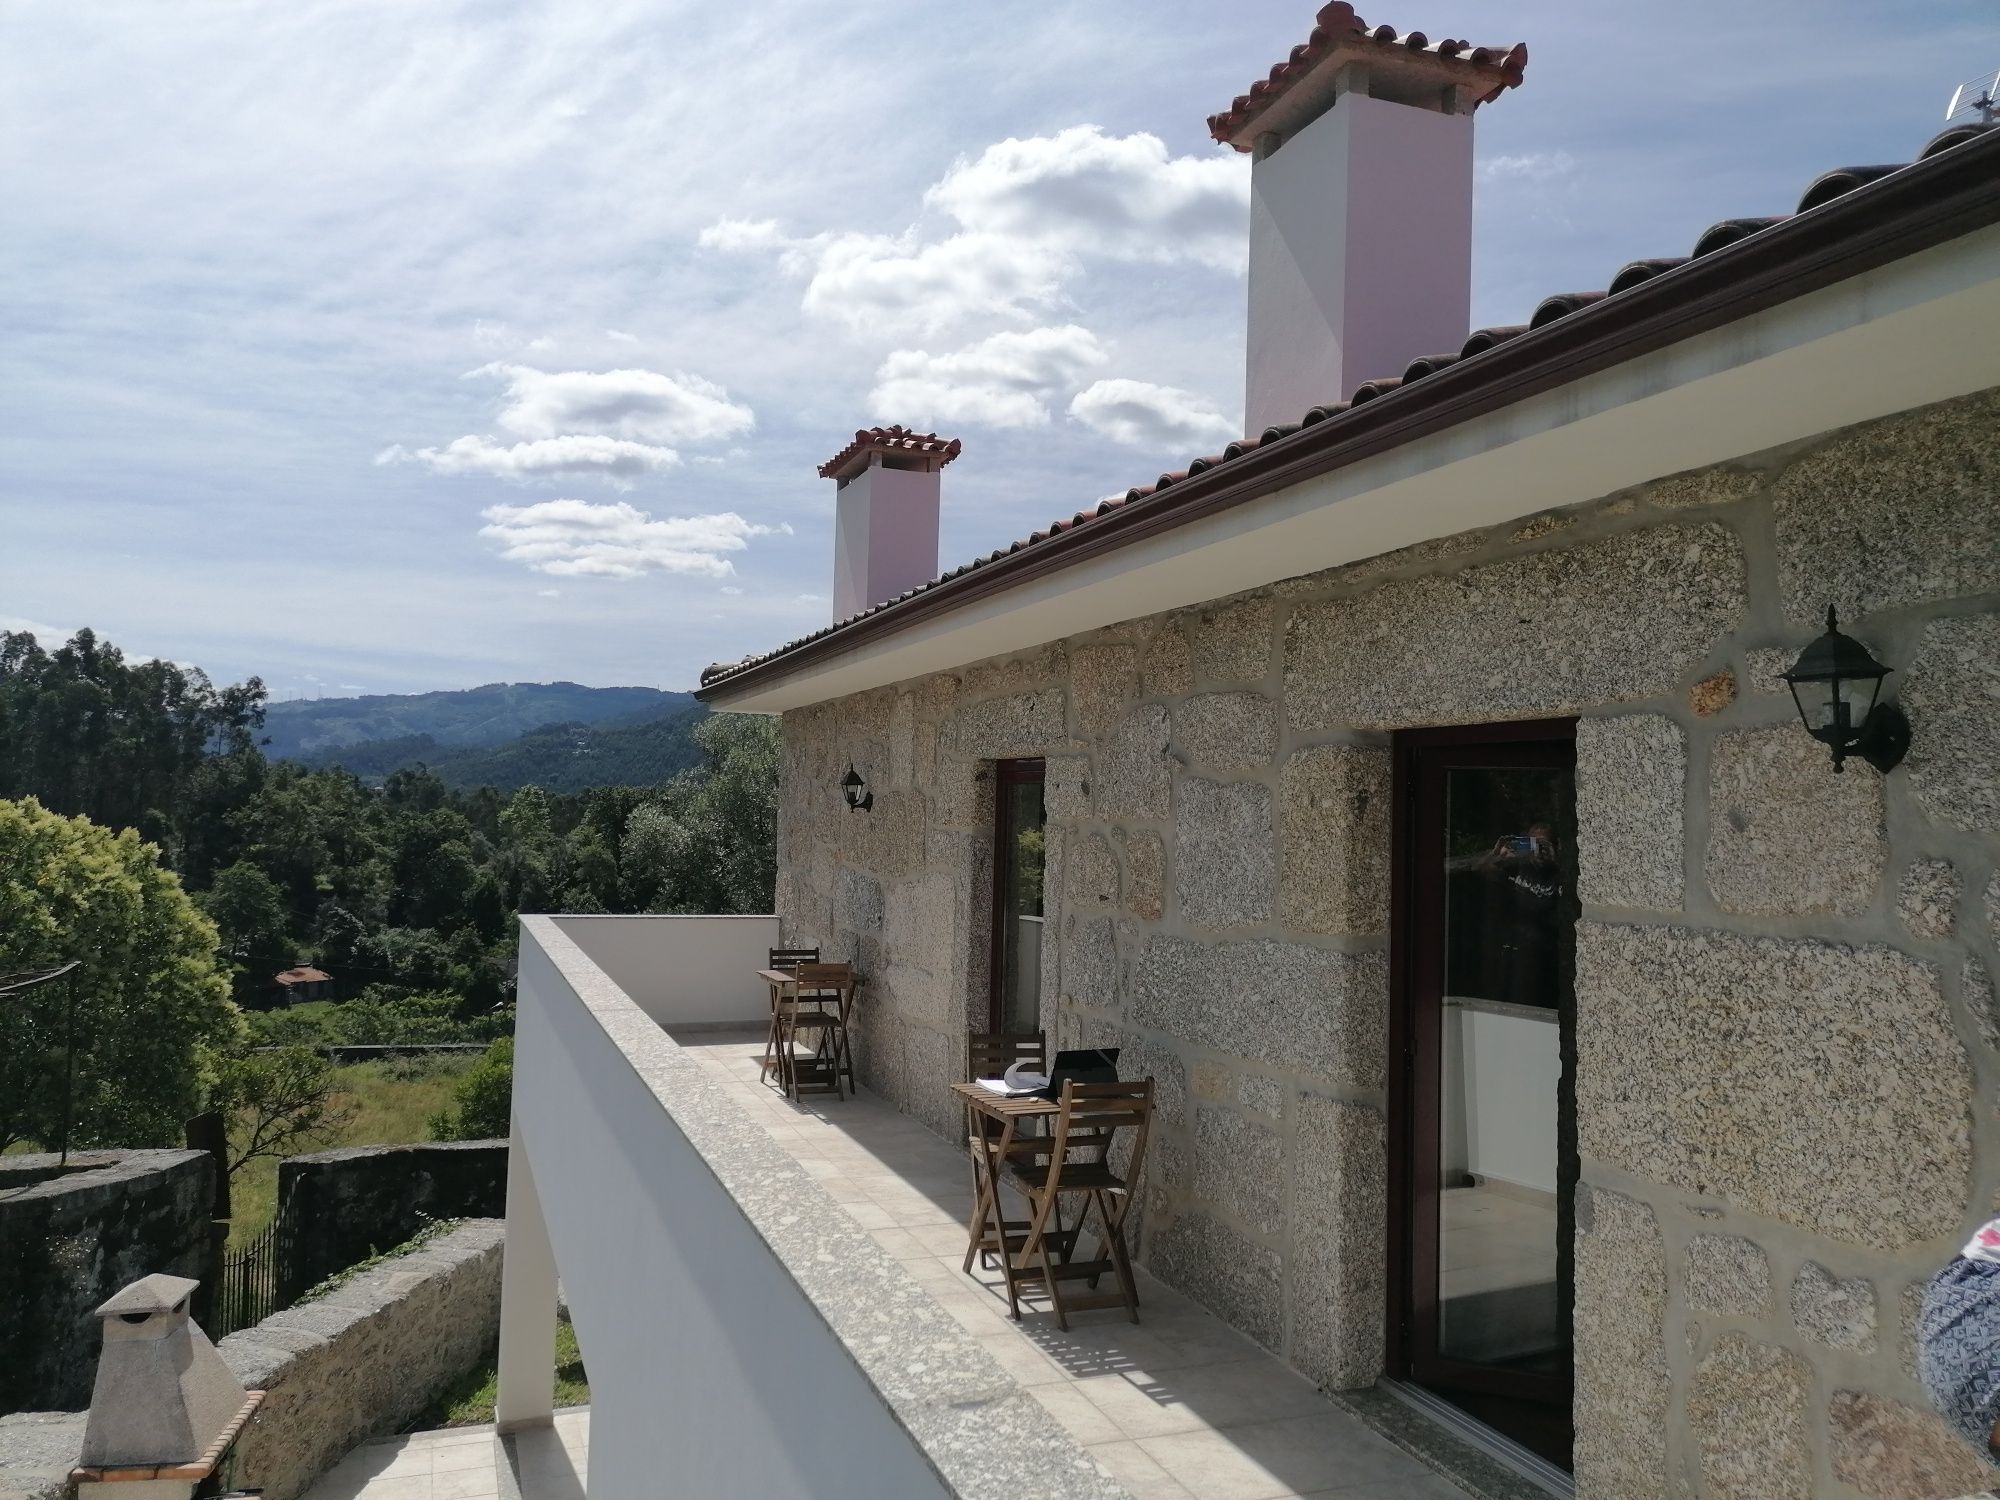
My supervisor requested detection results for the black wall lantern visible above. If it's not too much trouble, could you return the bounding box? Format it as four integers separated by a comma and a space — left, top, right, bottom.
840, 763, 873, 812
1780, 606, 1911, 774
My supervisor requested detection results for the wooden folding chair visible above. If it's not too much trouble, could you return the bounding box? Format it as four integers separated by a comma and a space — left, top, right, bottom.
762, 946, 820, 1083
962, 1031, 1046, 1271
777, 962, 855, 1101
1000, 1079, 1153, 1328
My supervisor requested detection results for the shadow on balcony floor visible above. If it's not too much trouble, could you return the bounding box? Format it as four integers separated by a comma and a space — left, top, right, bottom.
301, 1407, 587, 1500
674, 1029, 1471, 1500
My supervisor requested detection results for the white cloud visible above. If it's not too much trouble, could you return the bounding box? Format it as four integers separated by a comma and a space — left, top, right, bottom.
800, 231, 1069, 337
479, 499, 788, 579
719, 585, 743, 596
378, 434, 679, 487
698, 218, 792, 254
927, 126, 1248, 271
1068, 378, 1239, 450
870, 325, 1107, 428
536, 588, 561, 598
472, 364, 753, 446
603, 329, 639, 344
700, 128, 1245, 337
0, 615, 74, 644
1479, 150, 1577, 183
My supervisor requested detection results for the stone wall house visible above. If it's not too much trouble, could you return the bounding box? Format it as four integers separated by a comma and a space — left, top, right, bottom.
698, 12, 2000, 1497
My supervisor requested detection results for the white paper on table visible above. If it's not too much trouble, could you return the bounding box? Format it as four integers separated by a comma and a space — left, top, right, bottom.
975, 1075, 1046, 1096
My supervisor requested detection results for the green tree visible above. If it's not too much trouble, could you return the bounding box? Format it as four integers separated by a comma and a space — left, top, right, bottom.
0, 797, 240, 1151
0, 629, 264, 856
201, 861, 294, 1003
429, 1036, 513, 1140
209, 1044, 353, 1175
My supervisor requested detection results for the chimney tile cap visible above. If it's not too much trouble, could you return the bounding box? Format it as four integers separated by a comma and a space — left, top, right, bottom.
1209, 3, 1526, 151
818, 425, 962, 482
95, 1275, 198, 1319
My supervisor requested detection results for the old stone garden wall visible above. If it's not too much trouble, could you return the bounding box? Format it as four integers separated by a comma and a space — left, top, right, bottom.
775, 387, 2000, 1500
279, 1141, 506, 1294
0, 1150, 218, 1415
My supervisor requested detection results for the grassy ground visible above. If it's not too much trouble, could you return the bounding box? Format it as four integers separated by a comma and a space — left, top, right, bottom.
417, 1314, 590, 1428
227, 1054, 476, 1249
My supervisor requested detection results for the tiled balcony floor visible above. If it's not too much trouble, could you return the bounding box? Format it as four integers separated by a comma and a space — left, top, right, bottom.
680, 1031, 1472, 1500
301, 1408, 587, 1500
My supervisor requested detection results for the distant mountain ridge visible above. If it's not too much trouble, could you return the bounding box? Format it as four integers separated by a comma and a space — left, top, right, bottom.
261, 681, 686, 760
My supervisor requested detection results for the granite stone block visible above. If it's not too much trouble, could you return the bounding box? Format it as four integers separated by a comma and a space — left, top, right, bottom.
1193, 1105, 1284, 1235
1190, 598, 1273, 686
1576, 924, 1970, 1251
1901, 612, 2000, 834
1113, 829, 1164, 921
1899, 857, 1962, 939
1289, 1096, 1386, 1390
1572, 1186, 1670, 1494
1144, 619, 1192, 698
1286, 523, 1744, 730
1576, 714, 1685, 911
1175, 777, 1273, 929
1175, 692, 1278, 772
1688, 1334, 1814, 1500
1828, 1389, 1996, 1500
950, 688, 1065, 759
1058, 915, 1118, 1010
1792, 1260, 1877, 1351
1707, 725, 1885, 916
1065, 831, 1119, 909
1096, 705, 1171, 821
1148, 1210, 1283, 1350
1069, 643, 1140, 739
1685, 1234, 1772, 1316
1772, 388, 2000, 624
1277, 746, 1391, 936
1131, 934, 1387, 1089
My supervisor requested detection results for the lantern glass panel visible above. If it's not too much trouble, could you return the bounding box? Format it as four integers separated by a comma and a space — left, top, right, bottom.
1793, 675, 1841, 737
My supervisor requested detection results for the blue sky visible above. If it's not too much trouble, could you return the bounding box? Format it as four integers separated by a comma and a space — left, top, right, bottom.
2, 0, 1987, 698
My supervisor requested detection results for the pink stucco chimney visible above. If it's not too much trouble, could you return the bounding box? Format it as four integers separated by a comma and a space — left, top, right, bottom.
820, 426, 962, 622
1209, 6, 1527, 436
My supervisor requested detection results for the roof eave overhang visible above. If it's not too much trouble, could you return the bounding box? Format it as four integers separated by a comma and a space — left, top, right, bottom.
701, 135, 2000, 714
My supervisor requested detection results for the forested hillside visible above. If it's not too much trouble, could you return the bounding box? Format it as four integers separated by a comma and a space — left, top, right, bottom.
0, 628, 775, 1021
288, 701, 711, 791
261, 680, 690, 760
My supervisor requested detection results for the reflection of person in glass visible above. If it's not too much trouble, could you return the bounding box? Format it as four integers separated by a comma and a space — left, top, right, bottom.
1481, 822, 1563, 1008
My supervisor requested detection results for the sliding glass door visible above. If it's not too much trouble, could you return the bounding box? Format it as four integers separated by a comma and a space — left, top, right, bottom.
1391, 725, 1578, 1470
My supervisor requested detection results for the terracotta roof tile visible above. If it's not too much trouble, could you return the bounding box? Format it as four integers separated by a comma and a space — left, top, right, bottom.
1207, 3, 1526, 151
817, 425, 961, 482
700, 122, 2000, 693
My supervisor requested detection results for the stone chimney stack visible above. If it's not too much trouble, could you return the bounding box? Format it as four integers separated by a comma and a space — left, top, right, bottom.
820, 426, 961, 622
1208, 5, 1527, 436
75, 1274, 260, 1496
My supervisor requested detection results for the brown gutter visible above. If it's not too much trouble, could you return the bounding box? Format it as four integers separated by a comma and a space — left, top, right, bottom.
700, 131, 2000, 706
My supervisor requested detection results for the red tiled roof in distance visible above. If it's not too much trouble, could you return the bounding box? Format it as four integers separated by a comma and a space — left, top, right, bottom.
275, 966, 331, 985
818, 426, 963, 484
1208, 3, 1526, 151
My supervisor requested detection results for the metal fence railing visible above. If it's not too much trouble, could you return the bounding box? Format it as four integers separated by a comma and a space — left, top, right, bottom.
212, 1192, 300, 1337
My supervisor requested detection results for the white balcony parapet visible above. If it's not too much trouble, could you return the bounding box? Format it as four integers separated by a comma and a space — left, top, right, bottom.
502, 915, 1130, 1500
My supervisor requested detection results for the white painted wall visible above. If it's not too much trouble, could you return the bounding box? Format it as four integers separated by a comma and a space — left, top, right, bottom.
833, 464, 943, 622
507, 922, 953, 1500
548, 914, 778, 1029
1247, 89, 1473, 434
1439, 1002, 1560, 1195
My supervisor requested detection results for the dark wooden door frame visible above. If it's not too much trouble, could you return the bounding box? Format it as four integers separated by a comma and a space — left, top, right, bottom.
987, 758, 1047, 1032
1385, 719, 1578, 1416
